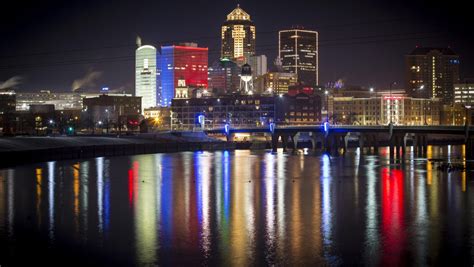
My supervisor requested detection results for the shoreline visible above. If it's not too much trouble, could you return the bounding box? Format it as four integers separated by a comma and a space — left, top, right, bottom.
0, 135, 468, 168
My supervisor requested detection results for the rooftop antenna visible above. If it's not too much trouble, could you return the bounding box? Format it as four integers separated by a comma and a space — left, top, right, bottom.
136, 36, 142, 48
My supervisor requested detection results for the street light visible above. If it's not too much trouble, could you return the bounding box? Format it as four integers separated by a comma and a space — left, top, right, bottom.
418, 85, 427, 125
325, 90, 329, 123
389, 82, 397, 124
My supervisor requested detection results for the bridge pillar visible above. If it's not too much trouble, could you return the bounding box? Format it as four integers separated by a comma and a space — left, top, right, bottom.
389, 134, 395, 161
333, 134, 341, 156
271, 133, 279, 153
359, 134, 365, 155
422, 135, 428, 157
414, 135, 421, 157
402, 134, 408, 158
467, 137, 474, 160
310, 132, 318, 151
324, 134, 333, 154
372, 134, 379, 154
226, 133, 235, 142
292, 132, 300, 153
282, 134, 289, 152
395, 135, 401, 159
343, 133, 350, 155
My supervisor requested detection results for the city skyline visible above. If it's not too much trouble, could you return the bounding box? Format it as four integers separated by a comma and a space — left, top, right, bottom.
1, 0, 473, 92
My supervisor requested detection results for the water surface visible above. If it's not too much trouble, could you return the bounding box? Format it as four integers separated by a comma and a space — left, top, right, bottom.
0, 146, 473, 266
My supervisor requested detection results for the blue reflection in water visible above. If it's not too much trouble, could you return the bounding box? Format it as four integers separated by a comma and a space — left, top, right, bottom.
103, 159, 110, 235
161, 155, 173, 247
223, 151, 230, 222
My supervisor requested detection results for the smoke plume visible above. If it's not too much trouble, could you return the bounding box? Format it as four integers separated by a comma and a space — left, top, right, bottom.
71, 70, 102, 91
0, 76, 24, 89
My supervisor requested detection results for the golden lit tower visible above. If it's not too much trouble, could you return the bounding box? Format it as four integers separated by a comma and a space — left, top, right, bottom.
221, 5, 256, 63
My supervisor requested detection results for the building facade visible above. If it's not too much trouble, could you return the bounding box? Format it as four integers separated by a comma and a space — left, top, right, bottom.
254, 72, 297, 95
83, 95, 141, 131
208, 59, 241, 95
275, 93, 322, 124
0, 89, 16, 114
135, 45, 157, 111
171, 95, 274, 129
329, 95, 440, 125
279, 28, 319, 87
405, 47, 460, 103
249, 55, 267, 79
159, 43, 208, 107
221, 5, 256, 62
454, 82, 474, 107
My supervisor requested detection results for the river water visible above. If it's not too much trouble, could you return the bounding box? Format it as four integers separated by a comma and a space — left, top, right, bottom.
0, 146, 473, 266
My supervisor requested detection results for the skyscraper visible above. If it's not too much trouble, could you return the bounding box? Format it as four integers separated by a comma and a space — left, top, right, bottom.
221, 5, 256, 63
406, 47, 460, 103
135, 45, 157, 111
279, 28, 319, 87
249, 55, 268, 79
208, 59, 240, 95
159, 43, 208, 107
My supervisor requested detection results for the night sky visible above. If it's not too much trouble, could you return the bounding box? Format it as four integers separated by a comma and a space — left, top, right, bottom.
0, 0, 472, 92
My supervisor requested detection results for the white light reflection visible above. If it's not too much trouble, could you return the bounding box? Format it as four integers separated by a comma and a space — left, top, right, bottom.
364, 157, 379, 265
80, 161, 89, 242
199, 152, 212, 256
96, 157, 104, 236
276, 151, 286, 246
264, 153, 276, 255
48, 161, 55, 241
321, 154, 332, 248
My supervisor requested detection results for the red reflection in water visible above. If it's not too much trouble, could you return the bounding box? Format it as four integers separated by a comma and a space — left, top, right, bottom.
128, 161, 139, 206
381, 168, 405, 266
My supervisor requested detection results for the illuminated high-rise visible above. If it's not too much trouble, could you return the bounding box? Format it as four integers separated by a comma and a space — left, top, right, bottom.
406, 47, 460, 103
135, 45, 157, 111
221, 5, 256, 62
279, 28, 319, 87
159, 43, 208, 107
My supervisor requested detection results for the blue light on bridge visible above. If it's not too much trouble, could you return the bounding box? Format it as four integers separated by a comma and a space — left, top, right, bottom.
224, 123, 230, 136
198, 115, 205, 128
323, 122, 329, 134
269, 122, 275, 134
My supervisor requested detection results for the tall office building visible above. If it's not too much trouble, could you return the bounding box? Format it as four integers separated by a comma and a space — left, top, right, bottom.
221, 5, 256, 63
135, 45, 157, 111
249, 55, 268, 79
279, 28, 319, 87
406, 47, 460, 103
208, 59, 240, 95
159, 43, 208, 107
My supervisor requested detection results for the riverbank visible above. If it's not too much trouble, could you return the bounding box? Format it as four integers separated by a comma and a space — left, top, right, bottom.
0, 132, 241, 168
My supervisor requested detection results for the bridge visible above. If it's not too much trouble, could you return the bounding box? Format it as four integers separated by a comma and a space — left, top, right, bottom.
205, 124, 474, 158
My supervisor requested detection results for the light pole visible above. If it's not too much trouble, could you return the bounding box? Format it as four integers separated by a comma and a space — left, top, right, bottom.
418, 85, 426, 125
325, 90, 329, 123
389, 82, 397, 125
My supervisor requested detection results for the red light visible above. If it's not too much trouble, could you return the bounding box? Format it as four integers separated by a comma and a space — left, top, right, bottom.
381, 168, 405, 266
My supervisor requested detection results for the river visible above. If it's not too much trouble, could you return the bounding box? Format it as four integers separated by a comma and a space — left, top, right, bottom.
0, 146, 473, 266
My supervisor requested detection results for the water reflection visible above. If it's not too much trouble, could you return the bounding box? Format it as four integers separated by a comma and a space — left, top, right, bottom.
0, 147, 473, 265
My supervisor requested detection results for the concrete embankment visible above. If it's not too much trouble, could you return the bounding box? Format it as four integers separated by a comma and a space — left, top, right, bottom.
0, 134, 237, 167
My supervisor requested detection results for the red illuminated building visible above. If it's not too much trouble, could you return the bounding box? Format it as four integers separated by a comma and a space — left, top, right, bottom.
160, 43, 208, 106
